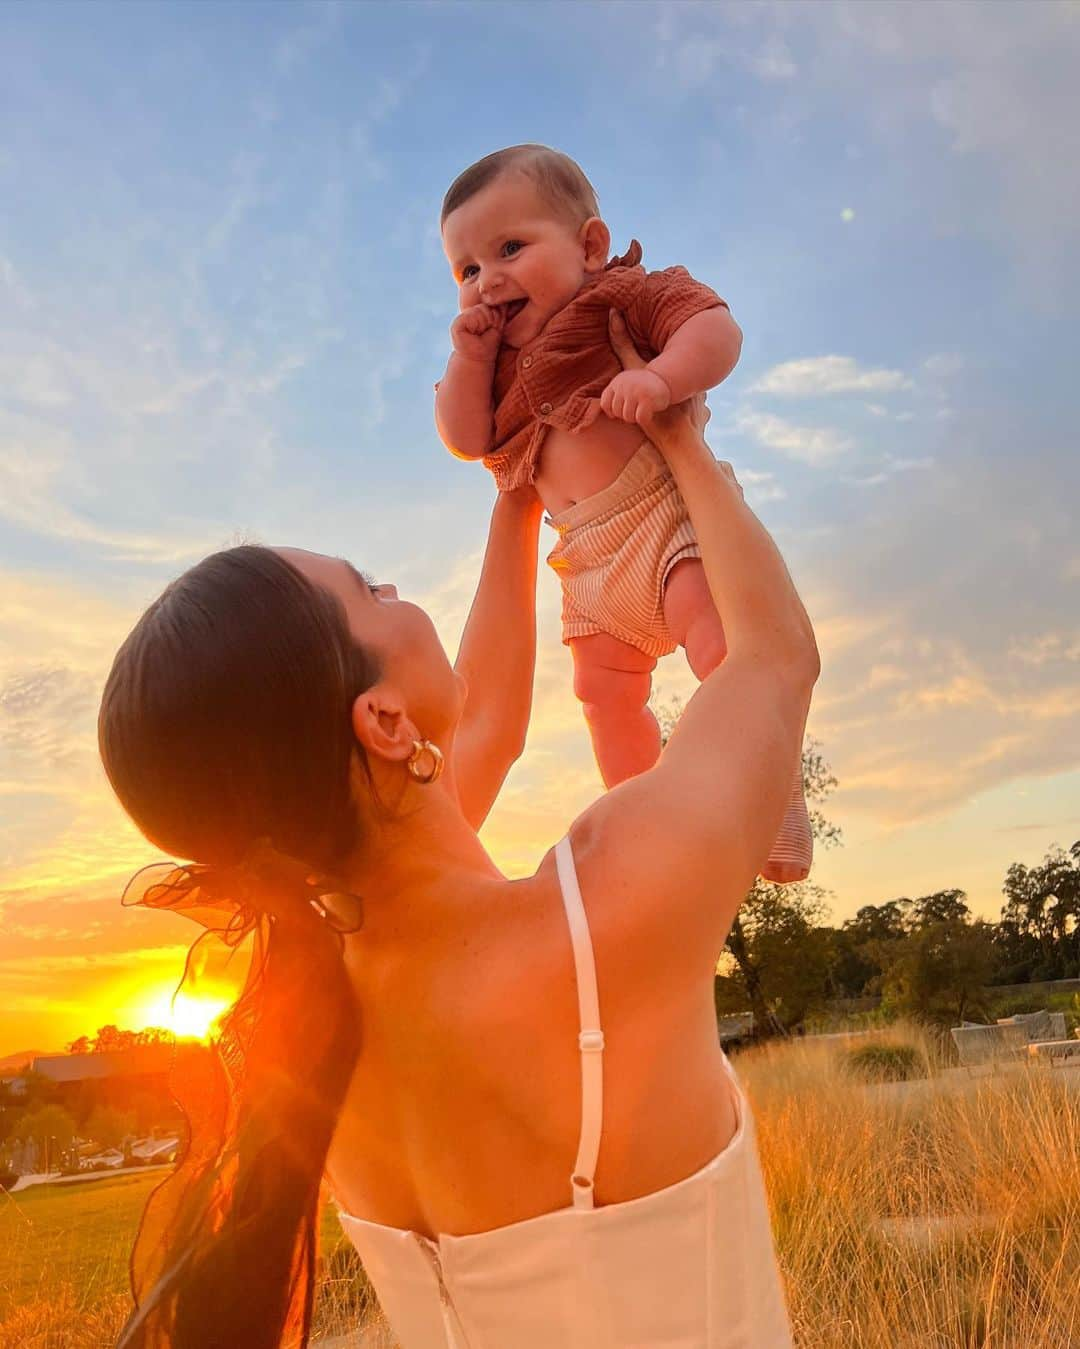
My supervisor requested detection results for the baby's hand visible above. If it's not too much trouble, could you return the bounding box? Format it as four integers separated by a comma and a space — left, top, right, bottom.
597, 368, 671, 425
451, 303, 506, 364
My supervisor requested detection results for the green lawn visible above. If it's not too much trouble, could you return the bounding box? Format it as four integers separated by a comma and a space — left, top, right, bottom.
0, 1172, 373, 1348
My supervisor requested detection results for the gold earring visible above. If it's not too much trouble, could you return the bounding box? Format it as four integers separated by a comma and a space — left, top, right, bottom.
407, 739, 445, 785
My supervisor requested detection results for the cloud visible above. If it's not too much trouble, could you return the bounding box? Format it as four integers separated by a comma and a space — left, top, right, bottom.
842, 453, 934, 488
0, 571, 155, 891
734, 466, 787, 503
747, 36, 797, 81
735, 409, 853, 464
1007, 632, 1080, 668
273, 0, 343, 76
805, 448, 1079, 825
0, 668, 98, 778
784, 2, 1080, 305
650, 2, 1080, 303
749, 356, 912, 397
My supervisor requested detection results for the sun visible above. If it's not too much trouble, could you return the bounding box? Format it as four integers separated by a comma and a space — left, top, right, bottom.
135, 988, 231, 1042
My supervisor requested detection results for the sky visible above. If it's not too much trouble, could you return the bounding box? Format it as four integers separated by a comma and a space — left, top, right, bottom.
1, 0, 1077, 1055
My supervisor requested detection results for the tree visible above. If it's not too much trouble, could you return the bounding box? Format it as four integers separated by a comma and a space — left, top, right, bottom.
84, 1105, 135, 1150
839, 891, 973, 998
815, 925, 878, 1000
133, 1027, 175, 1047
998, 842, 1080, 981
91, 1025, 138, 1053
720, 886, 834, 1031
845, 899, 913, 946
910, 890, 971, 928
838, 899, 913, 995
14, 1104, 77, 1172
11, 1070, 58, 1112
877, 918, 996, 1026
724, 736, 842, 1031
65, 1025, 175, 1056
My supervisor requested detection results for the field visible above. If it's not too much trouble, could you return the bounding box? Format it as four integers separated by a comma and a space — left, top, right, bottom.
0, 1170, 375, 1348
2, 1027, 1078, 1348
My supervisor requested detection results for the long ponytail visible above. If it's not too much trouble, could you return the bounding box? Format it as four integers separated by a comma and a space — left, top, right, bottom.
99, 546, 379, 1347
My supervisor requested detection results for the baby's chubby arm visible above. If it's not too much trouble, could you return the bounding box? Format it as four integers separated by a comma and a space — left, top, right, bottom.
434, 304, 507, 460
589, 306, 743, 426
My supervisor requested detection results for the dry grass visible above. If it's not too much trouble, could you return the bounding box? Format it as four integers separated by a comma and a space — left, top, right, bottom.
0, 1172, 375, 1348
739, 1023, 1080, 1347
2, 1026, 1077, 1347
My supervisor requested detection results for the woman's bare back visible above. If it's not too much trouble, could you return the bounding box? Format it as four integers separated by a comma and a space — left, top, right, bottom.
326, 824, 737, 1240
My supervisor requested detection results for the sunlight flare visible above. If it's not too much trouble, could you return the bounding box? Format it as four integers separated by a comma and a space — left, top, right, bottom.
134, 988, 230, 1042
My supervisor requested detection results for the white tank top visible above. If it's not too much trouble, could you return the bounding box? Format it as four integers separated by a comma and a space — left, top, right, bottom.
336, 835, 794, 1348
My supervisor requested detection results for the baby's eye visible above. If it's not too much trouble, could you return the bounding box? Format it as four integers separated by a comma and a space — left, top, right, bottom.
460, 264, 479, 281
359, 569, 381, 596
502, 240, 524, 258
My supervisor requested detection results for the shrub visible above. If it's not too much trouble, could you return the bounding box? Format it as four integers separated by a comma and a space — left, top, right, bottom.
0, 1167, 17, 1190
843, 1042, 926, 1083
991, 993, 1048, 1018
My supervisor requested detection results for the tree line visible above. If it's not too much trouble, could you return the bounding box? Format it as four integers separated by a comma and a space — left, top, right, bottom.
651, 701, 1080, 1035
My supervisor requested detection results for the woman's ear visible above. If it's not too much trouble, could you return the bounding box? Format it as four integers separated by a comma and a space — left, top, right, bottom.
580, 216, 611, 274
350, 684, 419, 766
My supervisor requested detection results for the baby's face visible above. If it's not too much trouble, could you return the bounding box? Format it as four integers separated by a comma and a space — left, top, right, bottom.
442, 173, 600, 350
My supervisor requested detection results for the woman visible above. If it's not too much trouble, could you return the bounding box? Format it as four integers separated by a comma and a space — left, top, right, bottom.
100, 322, 818, 1348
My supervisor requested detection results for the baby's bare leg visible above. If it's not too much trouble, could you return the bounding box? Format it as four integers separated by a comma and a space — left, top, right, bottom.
663, 557, 813, 884
663, 557, 727, 677
571, 633, 660, 788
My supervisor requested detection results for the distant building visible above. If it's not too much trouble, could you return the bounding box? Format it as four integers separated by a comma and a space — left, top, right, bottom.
717, 1012, 755, 1045
29, 1045, 178, 1124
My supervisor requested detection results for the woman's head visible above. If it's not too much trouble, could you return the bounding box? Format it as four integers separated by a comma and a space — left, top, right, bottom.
99, 543, 458, 1349
100, 544, 462, 876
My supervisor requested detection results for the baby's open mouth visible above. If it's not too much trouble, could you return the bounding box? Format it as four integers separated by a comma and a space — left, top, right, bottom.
503, 299, 527, 323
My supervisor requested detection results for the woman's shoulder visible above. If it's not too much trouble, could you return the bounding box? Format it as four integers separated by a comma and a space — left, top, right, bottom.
556, 769, 750, 990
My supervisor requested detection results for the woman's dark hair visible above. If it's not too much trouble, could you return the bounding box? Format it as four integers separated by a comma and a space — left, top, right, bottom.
99, 545, 380, 1349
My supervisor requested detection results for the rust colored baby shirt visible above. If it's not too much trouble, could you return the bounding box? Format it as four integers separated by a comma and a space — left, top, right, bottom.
483, 241, 727, 492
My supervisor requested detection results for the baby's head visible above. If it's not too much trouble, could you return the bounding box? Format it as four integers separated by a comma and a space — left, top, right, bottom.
441, 145, 611, 349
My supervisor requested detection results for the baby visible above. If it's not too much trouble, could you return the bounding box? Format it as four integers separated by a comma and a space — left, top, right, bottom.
435, 145, 811, 883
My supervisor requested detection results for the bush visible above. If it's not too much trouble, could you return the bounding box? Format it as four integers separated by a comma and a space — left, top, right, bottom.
990, 993, 1048, 1018
843, 1042, 926, 1083
0, 1168, 17, 1191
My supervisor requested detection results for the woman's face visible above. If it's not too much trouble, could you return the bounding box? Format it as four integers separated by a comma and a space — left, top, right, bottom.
275, 548, 466, 744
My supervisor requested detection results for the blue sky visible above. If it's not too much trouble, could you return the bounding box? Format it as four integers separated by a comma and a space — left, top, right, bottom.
1, 0, 1077, 1049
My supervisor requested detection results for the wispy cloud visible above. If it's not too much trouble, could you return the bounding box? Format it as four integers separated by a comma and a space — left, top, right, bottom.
273, 0, 343, 76
842, 453, 934, 488
750, 355, 912, 397
735, 409, 853, 465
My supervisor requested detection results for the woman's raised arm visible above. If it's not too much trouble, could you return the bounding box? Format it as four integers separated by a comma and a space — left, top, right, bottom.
574, 311, 819, 976
453, 484, 543, 829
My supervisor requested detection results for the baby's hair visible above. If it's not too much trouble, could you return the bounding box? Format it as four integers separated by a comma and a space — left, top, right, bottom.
441, 144, 599, 227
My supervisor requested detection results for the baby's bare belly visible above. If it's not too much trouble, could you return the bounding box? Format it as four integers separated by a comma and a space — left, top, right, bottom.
534, 417, 647, 516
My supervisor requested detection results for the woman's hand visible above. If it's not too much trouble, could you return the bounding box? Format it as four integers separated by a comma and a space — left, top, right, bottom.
606, 310, 742, 498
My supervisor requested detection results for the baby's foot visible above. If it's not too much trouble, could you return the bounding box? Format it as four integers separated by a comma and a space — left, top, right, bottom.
761, 763, 813, 885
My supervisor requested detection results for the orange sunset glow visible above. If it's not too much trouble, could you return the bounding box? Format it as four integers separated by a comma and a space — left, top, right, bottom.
132, 989, 231, 1043
1, 4, 1077, 1071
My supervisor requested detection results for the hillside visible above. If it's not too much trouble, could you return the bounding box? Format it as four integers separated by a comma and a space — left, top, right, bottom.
0, 1049, 55, 1074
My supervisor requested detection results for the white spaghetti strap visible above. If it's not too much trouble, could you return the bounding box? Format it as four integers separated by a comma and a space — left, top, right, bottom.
554, 835, 604, 1211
